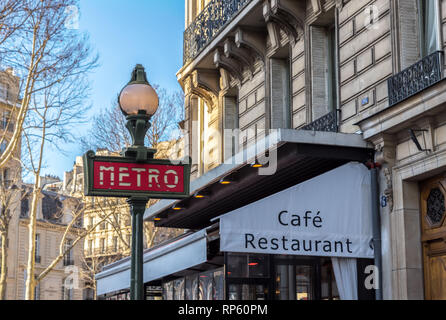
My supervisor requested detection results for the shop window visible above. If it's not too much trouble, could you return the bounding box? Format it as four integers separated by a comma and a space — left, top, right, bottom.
185, 274, 199, 300
275, 263, 313, 300
213, 269, 224, 300
321, 259, 339, 300
228, 284, 267, 300
199, 271, 213, 300
145, 286, 162, 300
226, 253, 269, 278
163, 268, 224, 301
174, 278, 185, 300
162, 281, 174, 300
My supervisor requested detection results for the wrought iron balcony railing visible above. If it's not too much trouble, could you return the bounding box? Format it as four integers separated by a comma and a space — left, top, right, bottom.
301, 111, 338, 132
183, 0, 252, 65
388, 51, 444, 108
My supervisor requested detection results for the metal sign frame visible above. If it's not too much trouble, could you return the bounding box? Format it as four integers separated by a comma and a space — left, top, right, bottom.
83, 150, 191, 199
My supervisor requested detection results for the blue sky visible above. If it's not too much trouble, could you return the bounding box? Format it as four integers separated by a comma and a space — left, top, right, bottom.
40, 0, 185, 179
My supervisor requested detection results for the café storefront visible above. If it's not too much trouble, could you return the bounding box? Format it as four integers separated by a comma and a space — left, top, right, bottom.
96, 130, 376, 300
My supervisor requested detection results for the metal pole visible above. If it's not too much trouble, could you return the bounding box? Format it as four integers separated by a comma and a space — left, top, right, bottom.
371, 167, 383, 300
128, 197, 148, 300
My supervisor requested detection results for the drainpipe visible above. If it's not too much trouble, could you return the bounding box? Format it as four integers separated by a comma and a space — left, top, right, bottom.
370, 165, 383, 300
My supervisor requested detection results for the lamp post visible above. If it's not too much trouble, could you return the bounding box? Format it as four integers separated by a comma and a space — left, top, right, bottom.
118, 64, 159, 300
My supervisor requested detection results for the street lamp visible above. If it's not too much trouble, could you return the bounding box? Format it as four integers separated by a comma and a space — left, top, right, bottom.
118, 64, 158, 300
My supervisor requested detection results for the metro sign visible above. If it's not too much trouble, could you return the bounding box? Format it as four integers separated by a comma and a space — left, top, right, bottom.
83, 151, 191, 199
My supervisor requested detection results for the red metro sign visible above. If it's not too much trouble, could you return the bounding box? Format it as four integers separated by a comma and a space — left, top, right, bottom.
83, 151, 191, 199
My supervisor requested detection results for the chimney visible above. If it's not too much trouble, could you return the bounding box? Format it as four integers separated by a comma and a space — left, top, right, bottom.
5, 67, 14, 75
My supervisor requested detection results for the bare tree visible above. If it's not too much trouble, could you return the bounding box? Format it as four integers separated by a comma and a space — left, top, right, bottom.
0, 0, 31, 48
6, 0, 99, 300
80, 87, 185, 153
0, 162, 22, 300
0, 0, 98, 171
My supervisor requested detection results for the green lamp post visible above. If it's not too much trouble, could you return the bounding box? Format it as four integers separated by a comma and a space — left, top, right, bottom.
118, 64, 159, 300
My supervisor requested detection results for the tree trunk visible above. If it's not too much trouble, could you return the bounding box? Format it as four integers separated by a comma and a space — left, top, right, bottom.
25, 179, 40, 300
0, 231, 8, 300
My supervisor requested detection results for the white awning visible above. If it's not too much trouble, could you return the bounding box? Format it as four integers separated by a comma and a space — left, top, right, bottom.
219, 162, 374, 259
96, 229, 208, 296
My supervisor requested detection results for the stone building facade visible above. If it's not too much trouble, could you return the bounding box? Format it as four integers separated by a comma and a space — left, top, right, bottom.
178, 0, 446, 299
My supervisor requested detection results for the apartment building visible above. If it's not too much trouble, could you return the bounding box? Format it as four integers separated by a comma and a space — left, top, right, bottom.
96, 0, 446, 300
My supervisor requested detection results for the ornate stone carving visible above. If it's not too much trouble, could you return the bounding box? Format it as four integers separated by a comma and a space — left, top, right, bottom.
189, 69, 220, 111
234, 27, 266, 63
311, 0, 322, 15
213, 48, 243, 82
266, 22, 281, 54
383, 167, 394, 213
223, 38, 255, 77
263, 0, 305, 43
371, 134, 396, 167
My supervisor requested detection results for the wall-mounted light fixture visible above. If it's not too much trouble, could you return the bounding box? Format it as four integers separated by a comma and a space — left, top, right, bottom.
219, 176, 234, 185
171, 203, 184, 211
409, 129, 431, 152
194, 190, 210, 199
250, 161, 264, 168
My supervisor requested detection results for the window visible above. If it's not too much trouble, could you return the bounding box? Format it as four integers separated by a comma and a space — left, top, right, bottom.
63, 239, 73, 266
0, 168, 10, 188
35, 234, 40, 264
34, 279, 40, 300
62, 278, 73, 300
100, 238, 105, 254
88, 239, 93, 255
113, 237, 118, 252
223, 94, 239, 160
126, 234, 131, 249
310, 24, 338, 121
1, 110, 11, 129
0, 84, 7, 100
270, 58, 291, 129
419, 0, 441, 57
21, 196, 29, 218
0, 141, 7, 154
88, 217, 94, 229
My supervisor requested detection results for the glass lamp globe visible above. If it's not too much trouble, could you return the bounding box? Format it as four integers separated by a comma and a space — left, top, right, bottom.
118, 64, 159, 116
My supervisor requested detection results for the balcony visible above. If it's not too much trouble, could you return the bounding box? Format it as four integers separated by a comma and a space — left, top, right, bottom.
183, 0, 253, 65
388, 51, 444, 108
301, 111, 338, 133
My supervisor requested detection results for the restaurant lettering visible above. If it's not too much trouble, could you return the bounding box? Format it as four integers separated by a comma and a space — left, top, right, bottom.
244, 210, 353, 254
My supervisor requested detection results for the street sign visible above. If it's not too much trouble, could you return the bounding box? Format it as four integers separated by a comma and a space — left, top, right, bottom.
83, 150, 191, 199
